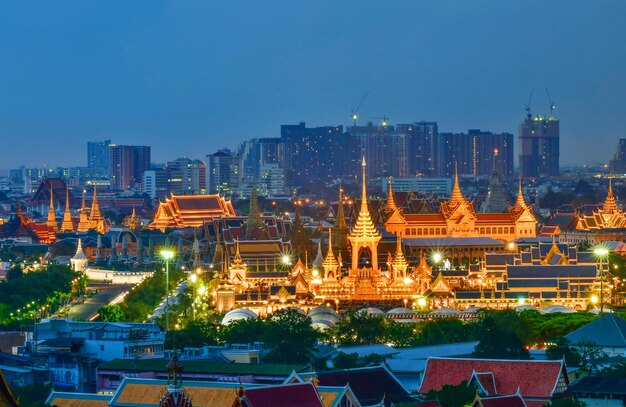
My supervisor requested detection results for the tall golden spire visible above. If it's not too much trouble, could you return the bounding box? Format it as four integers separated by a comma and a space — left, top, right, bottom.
322, 227, 338, 274
334, 185, 347, 230
351, 157, 380, 239
514, 178, 528, 210
449, 162, 465, 206
89, 185, 102, 222
385, 177, 398, 213
77, 190, 90, 232
392, 234, 408, 273
60, 184, 74, 232
46, 182, 58, 231
603, 178, 618, 214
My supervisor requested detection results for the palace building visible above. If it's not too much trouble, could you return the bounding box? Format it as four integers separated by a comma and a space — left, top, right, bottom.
576, 179, 626, 230
384, 172, 538, 241
149, 194, 236, 231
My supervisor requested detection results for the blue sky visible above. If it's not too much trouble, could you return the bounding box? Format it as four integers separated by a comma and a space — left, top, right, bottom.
1, 1, 625, 168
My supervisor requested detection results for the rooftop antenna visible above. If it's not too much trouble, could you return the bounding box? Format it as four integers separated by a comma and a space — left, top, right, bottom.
524, 89, 534, 119
546, 88, 556, 119
350, 92, 368, 126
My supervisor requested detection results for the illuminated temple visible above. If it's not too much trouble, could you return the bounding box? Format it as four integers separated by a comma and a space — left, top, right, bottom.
149, 194, 236, 231
576, 179, 626, 230
384, 171, 538, 241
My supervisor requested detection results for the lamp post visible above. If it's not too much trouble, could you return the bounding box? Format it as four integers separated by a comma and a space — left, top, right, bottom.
594, 247, 609, 314
160, 250, 175, 332
190, 273, 198, 321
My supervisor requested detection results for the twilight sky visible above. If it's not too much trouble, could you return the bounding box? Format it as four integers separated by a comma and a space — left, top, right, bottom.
1, 1, 625, 169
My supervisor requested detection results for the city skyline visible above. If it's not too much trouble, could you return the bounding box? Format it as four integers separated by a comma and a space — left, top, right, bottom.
2, 1, 626, 168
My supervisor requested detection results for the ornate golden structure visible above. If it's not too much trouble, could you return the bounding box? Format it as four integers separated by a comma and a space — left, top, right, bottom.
576, 179, 626, 230
149, 194, 235, 231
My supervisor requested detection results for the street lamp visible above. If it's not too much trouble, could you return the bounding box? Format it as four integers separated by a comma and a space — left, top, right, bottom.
160, 249, 175, 332
594, 247, 609, 313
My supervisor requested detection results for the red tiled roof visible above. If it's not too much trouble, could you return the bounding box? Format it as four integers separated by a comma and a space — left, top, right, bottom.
419, 358, 566, 398
244, 382, 323, 407
474, 372, 497, 395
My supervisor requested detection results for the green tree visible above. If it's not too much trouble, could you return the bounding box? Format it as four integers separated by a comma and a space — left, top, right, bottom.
473, 314, 529, 359
333, 351, 359, 369
546, 338, 581, 367
5, 265, 23, 281
416, 318, 477, 346
220, 318, 266, 345
98, 304, 125, 322
328, 312, 388, 346
426, 380, 476, 407
263, 308, 319, 364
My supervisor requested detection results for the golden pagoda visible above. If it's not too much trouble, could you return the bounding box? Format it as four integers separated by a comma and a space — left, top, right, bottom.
321, 228, 339, 279
60, 184, 74, 233
577, 178, 626, 230
77, 190, 90, 233
46, 186, 58, 232
391, 234, 409, 280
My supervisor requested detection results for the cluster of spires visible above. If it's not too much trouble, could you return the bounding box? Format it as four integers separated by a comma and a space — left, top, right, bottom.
45, 183, 106, 234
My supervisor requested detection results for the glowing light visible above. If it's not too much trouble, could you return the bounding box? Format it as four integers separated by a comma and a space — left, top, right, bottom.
417, 297, 427, 307
590, 294, 599, 304
198, 286, 207, 296
190, 274, 197, 283
282, 255, 291, 265
508, 242, 516, 250
312, 269, 319, 277
403, 277, 413, 285
594, 248, 609, 256
160, 250, 175, 260
517, 297, 525, 305
432, 252, 442, 263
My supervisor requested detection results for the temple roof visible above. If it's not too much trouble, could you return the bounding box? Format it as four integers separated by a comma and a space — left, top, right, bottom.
350, 158, 381, 241
150, 194, 235, 230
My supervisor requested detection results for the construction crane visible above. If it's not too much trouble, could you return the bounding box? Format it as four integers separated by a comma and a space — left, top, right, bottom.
524, 89, 534, 119
546, 88, 556, 119
350, 92, 368, 126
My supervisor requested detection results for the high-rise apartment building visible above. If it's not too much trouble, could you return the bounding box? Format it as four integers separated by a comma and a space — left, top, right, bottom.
609, 139, 626, 175
407, 121, 439, 176
438, 130, 514, 177
165, 158, 207, 195
142, 169, 168, 199
206, 149, 239, 196
280, 123, 345, 185
348, 123, 411, 179
239, 138, 287, 181
519, 113, 560, 178
108, 145, 151, 191
87, 140, 112, 171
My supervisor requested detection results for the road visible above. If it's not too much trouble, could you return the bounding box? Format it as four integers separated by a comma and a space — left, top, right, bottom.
64, 283, 132, 321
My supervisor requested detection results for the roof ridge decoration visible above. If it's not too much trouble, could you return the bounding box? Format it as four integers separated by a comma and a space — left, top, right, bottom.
351, 157, 381, 240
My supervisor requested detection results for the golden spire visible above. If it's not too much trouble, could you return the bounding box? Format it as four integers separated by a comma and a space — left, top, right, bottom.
351, 157, 381, 239
46, 182, 58, 232
322, 227, 338, 273
385, 177, 398, 213
449, 162, 465, 206
89, 185, 102, 222
603, 178, 618, 214
392, 234, 408, 273
334, 185, 347, 230
514, 178, 528, 210
60, 184, 74, 232
232, 239, 244, 267
77, 190, 90, 232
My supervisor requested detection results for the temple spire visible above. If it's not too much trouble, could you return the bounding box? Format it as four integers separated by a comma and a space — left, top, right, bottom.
322, 227, 339, 277
46, 182, 58, 232
334, 185, 347, 230
449, 162, 464, 205
360, 156, 368, 211
77, 190, 90, 232
603, 178, 619, 214
90, 185, 102, 222
61, 184, 74, 232
514, 178, 528, 210
385, 177, 399, 213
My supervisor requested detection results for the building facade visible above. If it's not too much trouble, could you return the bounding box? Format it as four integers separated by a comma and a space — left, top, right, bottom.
519, 113, 560, 178
108, 145, 151, 191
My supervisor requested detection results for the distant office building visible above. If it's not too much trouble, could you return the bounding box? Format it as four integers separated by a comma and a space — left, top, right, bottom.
348, 123, 411, 179
206, 149, 239, 196
165, 158, 207, 195
142, 169, 168, 199
439, 130, 514, 177
239, 138, 287, 181
519, 113, 560, 177
108, 145, 151, 191
87, 140, 112, 171
259, 163, 286, 196
609, 139, 626, 175
406, 121, 439, 176
382, 177, 451, 196
281, 122, 345, 185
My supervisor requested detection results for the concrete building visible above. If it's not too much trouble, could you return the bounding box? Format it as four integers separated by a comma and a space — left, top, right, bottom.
87, 140, 111, 172
108, 145, 151, 191
142, 169, 168, 199
165, 158, 207, 195
439, 129, 514, 177
519, 112, 560, 178
381, 177, 451, 196
206, 149, 240, 196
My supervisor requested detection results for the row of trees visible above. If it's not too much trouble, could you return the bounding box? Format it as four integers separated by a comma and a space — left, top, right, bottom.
0, 264, 84, 327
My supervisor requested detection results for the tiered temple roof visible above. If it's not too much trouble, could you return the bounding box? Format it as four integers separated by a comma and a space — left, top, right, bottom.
150, 194, 236, 231
577, 179, 626, 230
